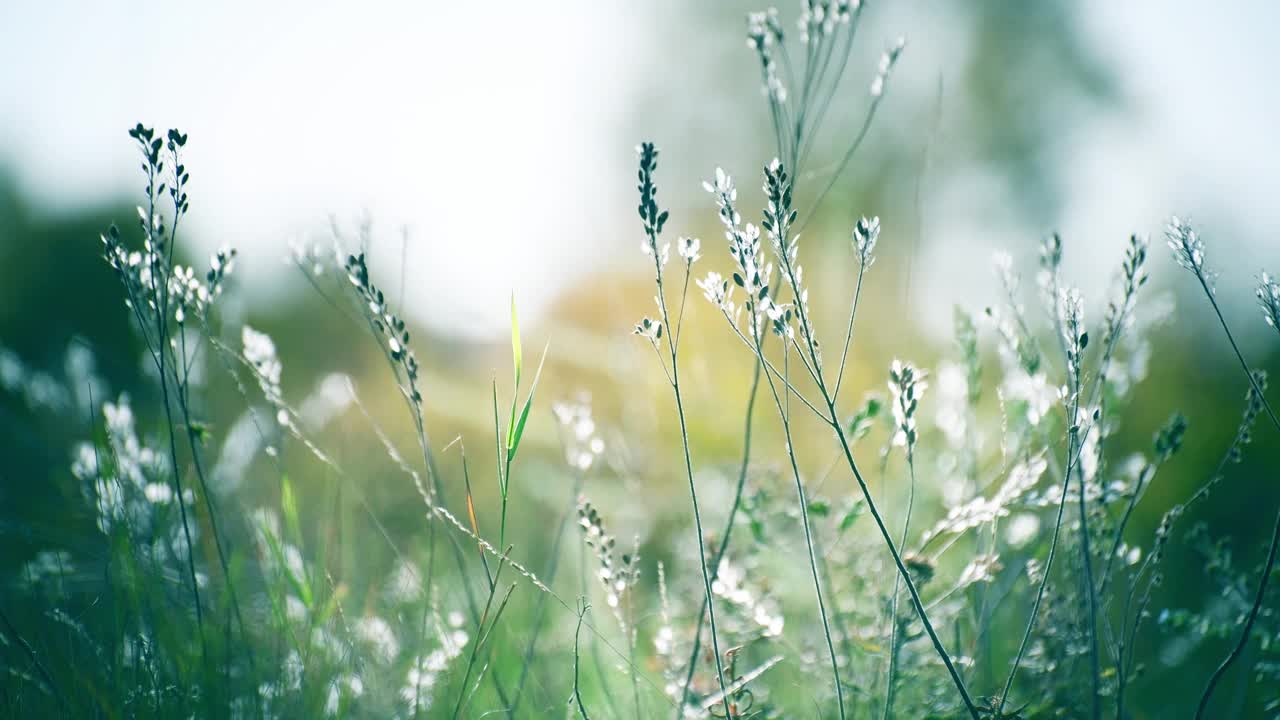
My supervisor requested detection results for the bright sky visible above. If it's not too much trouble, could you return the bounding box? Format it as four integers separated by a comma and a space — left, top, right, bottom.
2, 1, 1278, 338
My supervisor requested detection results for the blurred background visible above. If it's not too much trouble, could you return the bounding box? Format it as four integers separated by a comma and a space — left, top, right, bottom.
3, 0, 1280, 715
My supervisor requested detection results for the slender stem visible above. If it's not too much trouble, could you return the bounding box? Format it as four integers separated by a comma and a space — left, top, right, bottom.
154, 307, 207, 668
882, 450, 918, 720
767, 215, 977, 714
755, 335, 847, 719
674, 360, 762, 719
796, 95, 886, 235
450, 555, 510, 720
1196, 506, 1280, 718
999, 410, 1086, 714
827, 413, 980, 719
661, 287, 733, 716
509, 471, 584, 715
644, 218, 732, 715
832, 267, 866, 403
1190, 273, 1280, 717
574, 602, 594, 720
1074, 379, 1102, 720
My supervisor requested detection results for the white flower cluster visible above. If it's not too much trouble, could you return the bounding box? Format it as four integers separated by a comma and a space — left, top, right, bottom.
677, 235, 701, 264
642, 236, 671, 268
762, 160, 810, 341
798, 0, 856, 45
634, 316, 663, 345
553, 397, 605, 471
577, 499, 640, 622
1257, 271, 1280, 331
1057, 286, 1087, 382
710, 557, 784, 638
870, 36, 906, 98
400, 614, 469, 716
323, 675, 364, 718
921, 455, 1049, 546
355, 615, 400, 665
73, 394, 176, 534
1165, 215, 1209, 278
288, 239, 331, 277
251, 508, 307, 600
888, 359, 928, 451
747, 10, 788, 103
167, 247, 236, 325
654, 562, 682, 700
242, 325, 291, 430
956, 554, 1003, 589
701, 167, 776, 331
853, 215, 880, 268
102, 225, 235, 326
383, 558, 424, 605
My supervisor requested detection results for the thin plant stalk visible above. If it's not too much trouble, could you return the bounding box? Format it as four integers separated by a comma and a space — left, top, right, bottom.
635, 142, 733, 717
754, 333, 847, 719
1186, 271, 1280, 718
574, 601, 594, 720
998, 399, 1085, 715
674, 359, 762, 719
882, 448, 918, 720
764, 166, 979, 718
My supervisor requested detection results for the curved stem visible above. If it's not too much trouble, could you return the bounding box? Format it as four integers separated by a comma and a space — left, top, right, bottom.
1191, 272, 1280, 717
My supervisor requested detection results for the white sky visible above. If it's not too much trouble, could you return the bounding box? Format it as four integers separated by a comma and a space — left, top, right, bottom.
2, 1, 1278, 338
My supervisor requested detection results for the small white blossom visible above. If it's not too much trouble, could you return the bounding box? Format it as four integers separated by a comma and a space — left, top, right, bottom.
1257, 271, 1280, 330
871, 37, 906, 97
677, 236, 701, 263
889, 359, 928, 452
1165, 215, 1209, 277
853, 216, 880, 267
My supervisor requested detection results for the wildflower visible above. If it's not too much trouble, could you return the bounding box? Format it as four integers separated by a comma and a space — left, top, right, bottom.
853, 216, 880, 268
1165, 216, 1206, 272
710, 556, 785, 637
704, 166, 741, 231
384, 559, 424, 605
1257, 272, 1280, 331
934, 362, 969, 449
1057, 287, 1088, 402
355, 616, 400, 664
400, 618, 468, 715
324, 675, 364, 717
957, 554, 1002, 589
993, 251, 1017, 292
889, 359, 928, 452
677, 236, 701, 264
698, 271, 730, 307
553, 397, 605, 471
870, 36, 906, 98
634, 316, 663, 344
577, 498, 640, 624
747, 10, 787, 103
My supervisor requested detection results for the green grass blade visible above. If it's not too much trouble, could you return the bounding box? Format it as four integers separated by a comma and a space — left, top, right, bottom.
507, 341, 549, 462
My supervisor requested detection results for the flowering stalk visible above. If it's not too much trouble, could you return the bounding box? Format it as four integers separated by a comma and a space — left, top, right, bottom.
633, 142, 733, 718
701, 163, 979, 719
998, 286, 1093, 716
1165, 218, 1280, 718
103, 124, 251, 684
883, 359, 926, 720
